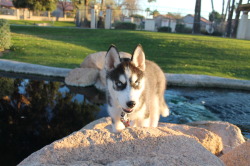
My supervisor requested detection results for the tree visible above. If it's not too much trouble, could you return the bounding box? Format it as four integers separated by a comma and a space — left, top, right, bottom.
222, 0, 225, 20
12, 0, 57, 11
12, 0, 29, 9
166, 12, 182, 20
193, 0, 201, 34
58, 0, 72, 18
150, 9, 160, 17
122, 0, 139, 16
232, 0, 243, 38
226, 0, 235, 37
209, 11, 223, 24
72, 0, 90, 27
145, 7, 150, 17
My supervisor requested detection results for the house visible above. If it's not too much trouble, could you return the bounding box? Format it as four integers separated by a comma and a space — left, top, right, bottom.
0, 0, 16, 15
0, 0, 74, 21
182, 14, 211, 31
154, 15, 177, 32
237, 3, 250, 40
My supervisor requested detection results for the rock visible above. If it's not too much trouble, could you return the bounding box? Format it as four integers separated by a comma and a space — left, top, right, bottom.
65, 51, 132, 90
80, 51, 132, 70
220, 140, 250, 166
65, 68, 99, 87
80, 52, 106, 70
159, 123, 223, 155
188, 121, 245, 154
86, 118, 223, 155
19, 118, 224, 166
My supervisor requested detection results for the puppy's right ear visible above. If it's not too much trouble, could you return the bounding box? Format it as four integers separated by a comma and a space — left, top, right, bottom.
105, 45, 120, 71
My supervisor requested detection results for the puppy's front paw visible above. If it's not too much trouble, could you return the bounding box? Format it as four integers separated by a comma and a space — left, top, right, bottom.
112, 121, 125, 133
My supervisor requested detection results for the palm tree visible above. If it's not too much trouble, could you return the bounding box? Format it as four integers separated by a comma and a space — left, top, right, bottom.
226, 0, 235, 37
193, 0, 201, 34
222, 0, 225, 18
232, 0, 243, 38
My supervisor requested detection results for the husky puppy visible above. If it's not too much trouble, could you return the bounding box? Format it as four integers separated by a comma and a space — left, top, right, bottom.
105, 44, 169, 132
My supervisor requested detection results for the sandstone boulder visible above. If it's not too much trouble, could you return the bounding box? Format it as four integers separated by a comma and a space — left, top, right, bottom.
19, 118, 224, 166
65, 51, 132, 90
188, 121, 245, 154
159, 123, 223, 155
79, 51, 132, 70
86, 118, 223, 155
65, 68, 99, 87
220, 140, 250, 166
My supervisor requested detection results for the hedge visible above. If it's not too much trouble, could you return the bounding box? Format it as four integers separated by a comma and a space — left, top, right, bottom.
114, 22, 136, 30
158, 26, 172, 32
0, 19, 11, 51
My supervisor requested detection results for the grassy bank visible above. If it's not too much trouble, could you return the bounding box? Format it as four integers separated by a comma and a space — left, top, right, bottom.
1, 26, 250, 80
8, 20, 75, 27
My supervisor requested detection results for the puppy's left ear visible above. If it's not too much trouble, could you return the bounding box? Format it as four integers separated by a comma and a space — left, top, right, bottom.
131, 44, 145, 71
105, 45, 121, 71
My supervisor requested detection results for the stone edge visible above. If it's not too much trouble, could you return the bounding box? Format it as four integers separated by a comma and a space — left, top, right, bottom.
1, 59, 250, 91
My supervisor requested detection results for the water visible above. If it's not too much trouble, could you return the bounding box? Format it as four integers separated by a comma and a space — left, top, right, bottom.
0, 72, 249, 165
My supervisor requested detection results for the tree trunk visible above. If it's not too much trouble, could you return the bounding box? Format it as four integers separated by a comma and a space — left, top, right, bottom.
81, 0, 89, 27
232, 0, 242, 38
222, 0, 225, 16
226, 0, 235, 37
193, 0, 201, 34
224, 0, 231, 22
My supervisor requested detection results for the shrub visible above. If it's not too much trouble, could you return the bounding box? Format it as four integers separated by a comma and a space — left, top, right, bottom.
175, 24, 185, 33
114, 22, 136, 30
0, 19, 12, 51
175, 24, 192, 34
158, 26, 172, 32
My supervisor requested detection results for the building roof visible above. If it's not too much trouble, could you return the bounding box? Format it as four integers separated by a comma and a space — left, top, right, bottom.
57, 2, 74, 11
184, 14, 210, 24
0, 0, 13, 7
238, 3, 250, 11
0, 0, 74, 11
154, 15, 176, 20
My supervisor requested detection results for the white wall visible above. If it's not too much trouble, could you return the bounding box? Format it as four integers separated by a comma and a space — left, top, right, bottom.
245, 20, 250, 39
145, 19, 155, 31
237, 12, 250, 40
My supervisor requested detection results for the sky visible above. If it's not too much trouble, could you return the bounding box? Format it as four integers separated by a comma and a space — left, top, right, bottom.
139, 0, 249, 19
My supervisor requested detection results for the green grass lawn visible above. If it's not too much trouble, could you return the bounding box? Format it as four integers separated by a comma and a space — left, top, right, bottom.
8, 20, 75, 27
1, 26, 250, 80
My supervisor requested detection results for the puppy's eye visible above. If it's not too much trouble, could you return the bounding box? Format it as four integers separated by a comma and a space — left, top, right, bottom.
135, 80, 140, 86
115, 81, 123, 87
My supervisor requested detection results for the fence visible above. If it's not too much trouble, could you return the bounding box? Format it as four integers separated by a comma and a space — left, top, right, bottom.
0, 8, 74, 21
0, 6, 247, 38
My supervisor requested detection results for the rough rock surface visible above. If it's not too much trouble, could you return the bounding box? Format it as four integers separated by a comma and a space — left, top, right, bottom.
65, 68, 99, 87
65, 51, 132, 90
220, 140, 250, 166
86, 118, 223, 155
79, 51, 131, 70
188, 121, 245, 154
159, 123, 223, 155
19, 118, 225, 166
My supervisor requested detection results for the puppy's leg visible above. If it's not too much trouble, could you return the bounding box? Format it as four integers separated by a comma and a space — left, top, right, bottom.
161, 102, 170, 117
108, 106, 125, 132
112, 118, 126, 133
149, 96, 160, 127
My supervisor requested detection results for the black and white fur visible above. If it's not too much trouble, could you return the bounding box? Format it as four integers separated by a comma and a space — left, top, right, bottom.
105, 44, 169, 132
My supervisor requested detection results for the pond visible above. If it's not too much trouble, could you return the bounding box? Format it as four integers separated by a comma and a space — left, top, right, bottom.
0, 71, 249, 166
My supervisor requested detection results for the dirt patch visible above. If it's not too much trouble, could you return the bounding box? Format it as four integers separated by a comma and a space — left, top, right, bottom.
0, 50, 11, 57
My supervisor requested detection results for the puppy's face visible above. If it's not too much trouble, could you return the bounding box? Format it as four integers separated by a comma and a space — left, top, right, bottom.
105, 45, 146, 113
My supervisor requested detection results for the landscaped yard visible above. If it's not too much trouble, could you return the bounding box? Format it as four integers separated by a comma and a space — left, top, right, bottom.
8, 20, 75, 27
1, 25, 250, 80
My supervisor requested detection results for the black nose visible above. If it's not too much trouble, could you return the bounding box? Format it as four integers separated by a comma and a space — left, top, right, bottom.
126, 101, 136, 108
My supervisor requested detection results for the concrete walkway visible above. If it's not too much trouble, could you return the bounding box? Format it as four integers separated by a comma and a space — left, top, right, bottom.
1, 59, 250, 91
